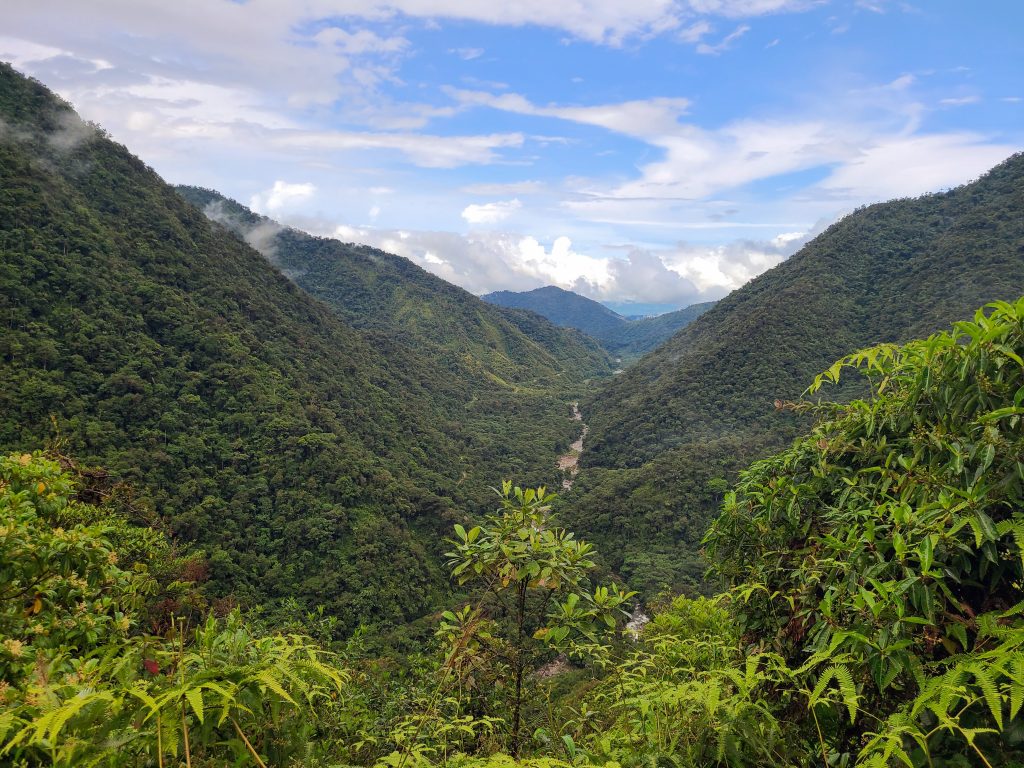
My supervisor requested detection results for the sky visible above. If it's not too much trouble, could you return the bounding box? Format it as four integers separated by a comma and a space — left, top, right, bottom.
3, 1, 1022, 312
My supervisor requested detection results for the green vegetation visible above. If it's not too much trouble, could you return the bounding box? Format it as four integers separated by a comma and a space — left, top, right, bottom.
4, 59, 1024, 767
9, 292, 1024, 768
174, 188, 611, 389
482, 287, 628, 344
704, 297, 1024, 765
0, 63, 608, 635
444, 483, 632, 754
600, 300, 716, 360
482, 286, 715, 360
570, 153, 1024, 598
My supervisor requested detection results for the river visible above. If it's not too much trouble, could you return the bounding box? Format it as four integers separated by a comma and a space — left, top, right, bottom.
557, 401, 588, 490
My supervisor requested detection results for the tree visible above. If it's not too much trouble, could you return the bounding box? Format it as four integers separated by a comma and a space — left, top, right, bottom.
705, 298, 1024, 766
0, 451, 348, 767
443, 481, 633, 755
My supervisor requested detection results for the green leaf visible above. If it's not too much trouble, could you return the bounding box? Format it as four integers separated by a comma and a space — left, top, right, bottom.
185, 687, 204, 724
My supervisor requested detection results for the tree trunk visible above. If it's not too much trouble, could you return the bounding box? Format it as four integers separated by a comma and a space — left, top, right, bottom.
510, 580, 528, 755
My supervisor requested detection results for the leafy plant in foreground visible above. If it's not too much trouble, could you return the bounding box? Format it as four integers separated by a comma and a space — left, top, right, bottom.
438, 483, 633, 756
706, 298, 1024, 765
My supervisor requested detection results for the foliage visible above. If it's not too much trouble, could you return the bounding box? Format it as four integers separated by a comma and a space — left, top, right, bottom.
706, 298, 1024, 765
0, 63, 604, 633
481, 286, 715, 361
578, 596, 805, 767
573, 152, 1024, 594
482, 287, 629, 344
431, 483, 633, 756
0, 452, 349, 767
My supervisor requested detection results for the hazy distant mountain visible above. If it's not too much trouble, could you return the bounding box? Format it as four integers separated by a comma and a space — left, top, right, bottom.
482, 285, 715, 359
482, 286, 628, 339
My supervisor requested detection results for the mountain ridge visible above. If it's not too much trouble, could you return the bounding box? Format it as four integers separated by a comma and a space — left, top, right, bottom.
482, 285, 716, 359
0, 63, 595, 635
563, 151, 1024, 596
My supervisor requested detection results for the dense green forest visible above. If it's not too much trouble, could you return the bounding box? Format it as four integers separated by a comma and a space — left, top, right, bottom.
5, 299, 1024, 766
3, 60, 1024, 768
482, 287, 628, 342
174, 187, 610, 389
0, 63, 602, 637
567, 153, 1024, 597
482, 285, 715, 360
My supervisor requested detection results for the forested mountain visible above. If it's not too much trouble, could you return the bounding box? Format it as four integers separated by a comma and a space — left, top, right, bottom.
175, 188, 610, 387
482, 285, 716, 359
602, 300, 717, 359
0, 63, 597, 634
482, 286, 628, 341
565, 153, 1024, 596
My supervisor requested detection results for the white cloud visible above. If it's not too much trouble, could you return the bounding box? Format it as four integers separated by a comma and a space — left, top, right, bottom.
461, 180, 546, 195
817, 133, 1015, 199
462, 199, 523, 225
449, 81, 1013, 213
449, 47, 484, 60
266, 207, 817, 306
270, 128, 524, 168
939, 95, 980, 107
696, 24, 750, 54
313, 27, 409, 55
683, 0, 820, 16
250, 181, 317, 214
5, 1, 1019, 308
445, 88, 690, 137
678, 20, 713, 42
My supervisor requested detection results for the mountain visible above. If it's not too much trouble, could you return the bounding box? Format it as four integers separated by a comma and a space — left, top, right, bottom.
601, 301, 717, 360
482, 285, 716, 359
563, 153, 1024, 597
0, 63, 598, 635
482, 286, 628, 341
175, 188, 611, 389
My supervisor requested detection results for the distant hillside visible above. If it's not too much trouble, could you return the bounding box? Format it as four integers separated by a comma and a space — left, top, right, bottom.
564, 152, 1024, 598
0, 63, 595, 634
482, 285, 715, 359
176, 189, 611, 389
604, 301, 717, 359
483, 286, 627, 340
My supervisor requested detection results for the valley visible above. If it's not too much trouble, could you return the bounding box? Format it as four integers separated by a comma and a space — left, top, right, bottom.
556, 401, 588, 490
2, 41, 1024, 768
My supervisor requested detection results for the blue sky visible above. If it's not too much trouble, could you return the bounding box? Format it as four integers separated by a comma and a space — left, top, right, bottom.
3, 0, 1022, 310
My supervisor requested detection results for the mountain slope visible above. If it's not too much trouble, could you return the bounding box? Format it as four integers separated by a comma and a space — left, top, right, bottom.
0, 63, 581, 633
482, 286, 628, 341
176, 188, 611, 389
601, 301, 717, 359
564, 153, 1024, 596
482, 285, 716, 359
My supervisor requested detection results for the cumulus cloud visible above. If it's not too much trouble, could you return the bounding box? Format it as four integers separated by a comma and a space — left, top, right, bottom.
268, 207, 821, 307
250, 181, 317, 214
461, 199, 523, 225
